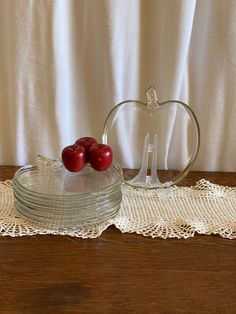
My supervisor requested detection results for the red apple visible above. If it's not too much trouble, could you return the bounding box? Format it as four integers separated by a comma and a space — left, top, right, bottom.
61, 144, 86, 172
75, 137, 98, 162
88, 144, 113, 171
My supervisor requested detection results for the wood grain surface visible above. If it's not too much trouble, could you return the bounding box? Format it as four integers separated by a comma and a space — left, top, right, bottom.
0, 166, 236, 314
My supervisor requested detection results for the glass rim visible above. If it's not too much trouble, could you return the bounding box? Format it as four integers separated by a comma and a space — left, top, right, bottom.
102, 98, 200, 189
13, 163, 123, 198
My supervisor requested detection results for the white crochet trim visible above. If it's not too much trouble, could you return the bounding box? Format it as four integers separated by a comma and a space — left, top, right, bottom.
0, 179, 235, 239
115, 180, 236, 239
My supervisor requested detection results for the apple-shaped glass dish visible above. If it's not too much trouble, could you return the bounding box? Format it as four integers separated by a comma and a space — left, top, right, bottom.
102, 86, 200, 189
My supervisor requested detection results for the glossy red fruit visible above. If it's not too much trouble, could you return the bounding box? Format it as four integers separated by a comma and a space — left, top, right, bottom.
61, 145, 86, 172
88, 144, 113, 171
75, 137, 98, 163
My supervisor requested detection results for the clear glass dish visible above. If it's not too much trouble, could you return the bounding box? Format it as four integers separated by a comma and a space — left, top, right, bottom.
14, 163, 122, 197
102, 86, 200, 189
13, 162, 123, 228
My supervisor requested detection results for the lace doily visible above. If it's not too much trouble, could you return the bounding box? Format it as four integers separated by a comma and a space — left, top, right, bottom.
0, 179, 236, 239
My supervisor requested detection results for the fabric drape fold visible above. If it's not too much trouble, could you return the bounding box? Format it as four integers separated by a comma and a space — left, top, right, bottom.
0, 0, 236, 171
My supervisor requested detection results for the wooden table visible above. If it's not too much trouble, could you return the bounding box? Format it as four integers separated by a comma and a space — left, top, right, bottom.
0, 166, 236, 314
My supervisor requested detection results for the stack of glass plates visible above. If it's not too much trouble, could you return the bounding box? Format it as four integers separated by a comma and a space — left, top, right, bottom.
13, 162, 123, 229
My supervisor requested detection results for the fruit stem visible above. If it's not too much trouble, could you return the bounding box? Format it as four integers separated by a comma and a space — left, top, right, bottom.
146, 85, 159, 109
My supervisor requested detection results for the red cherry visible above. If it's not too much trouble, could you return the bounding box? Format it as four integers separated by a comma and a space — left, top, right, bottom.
75, 137, 98, 163
88, 144, 113, 171
61, 145, 86, 172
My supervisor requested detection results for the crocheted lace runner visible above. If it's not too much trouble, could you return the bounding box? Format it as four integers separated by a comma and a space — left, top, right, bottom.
0, 179, 236, 239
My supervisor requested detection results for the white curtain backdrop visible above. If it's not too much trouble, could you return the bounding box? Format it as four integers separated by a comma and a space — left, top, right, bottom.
0, 0, 236, 170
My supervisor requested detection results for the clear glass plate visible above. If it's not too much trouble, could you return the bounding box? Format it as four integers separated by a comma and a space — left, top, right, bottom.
102, 86, 200, 189
13, 162, 123, 228
14, 163, 122, 197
